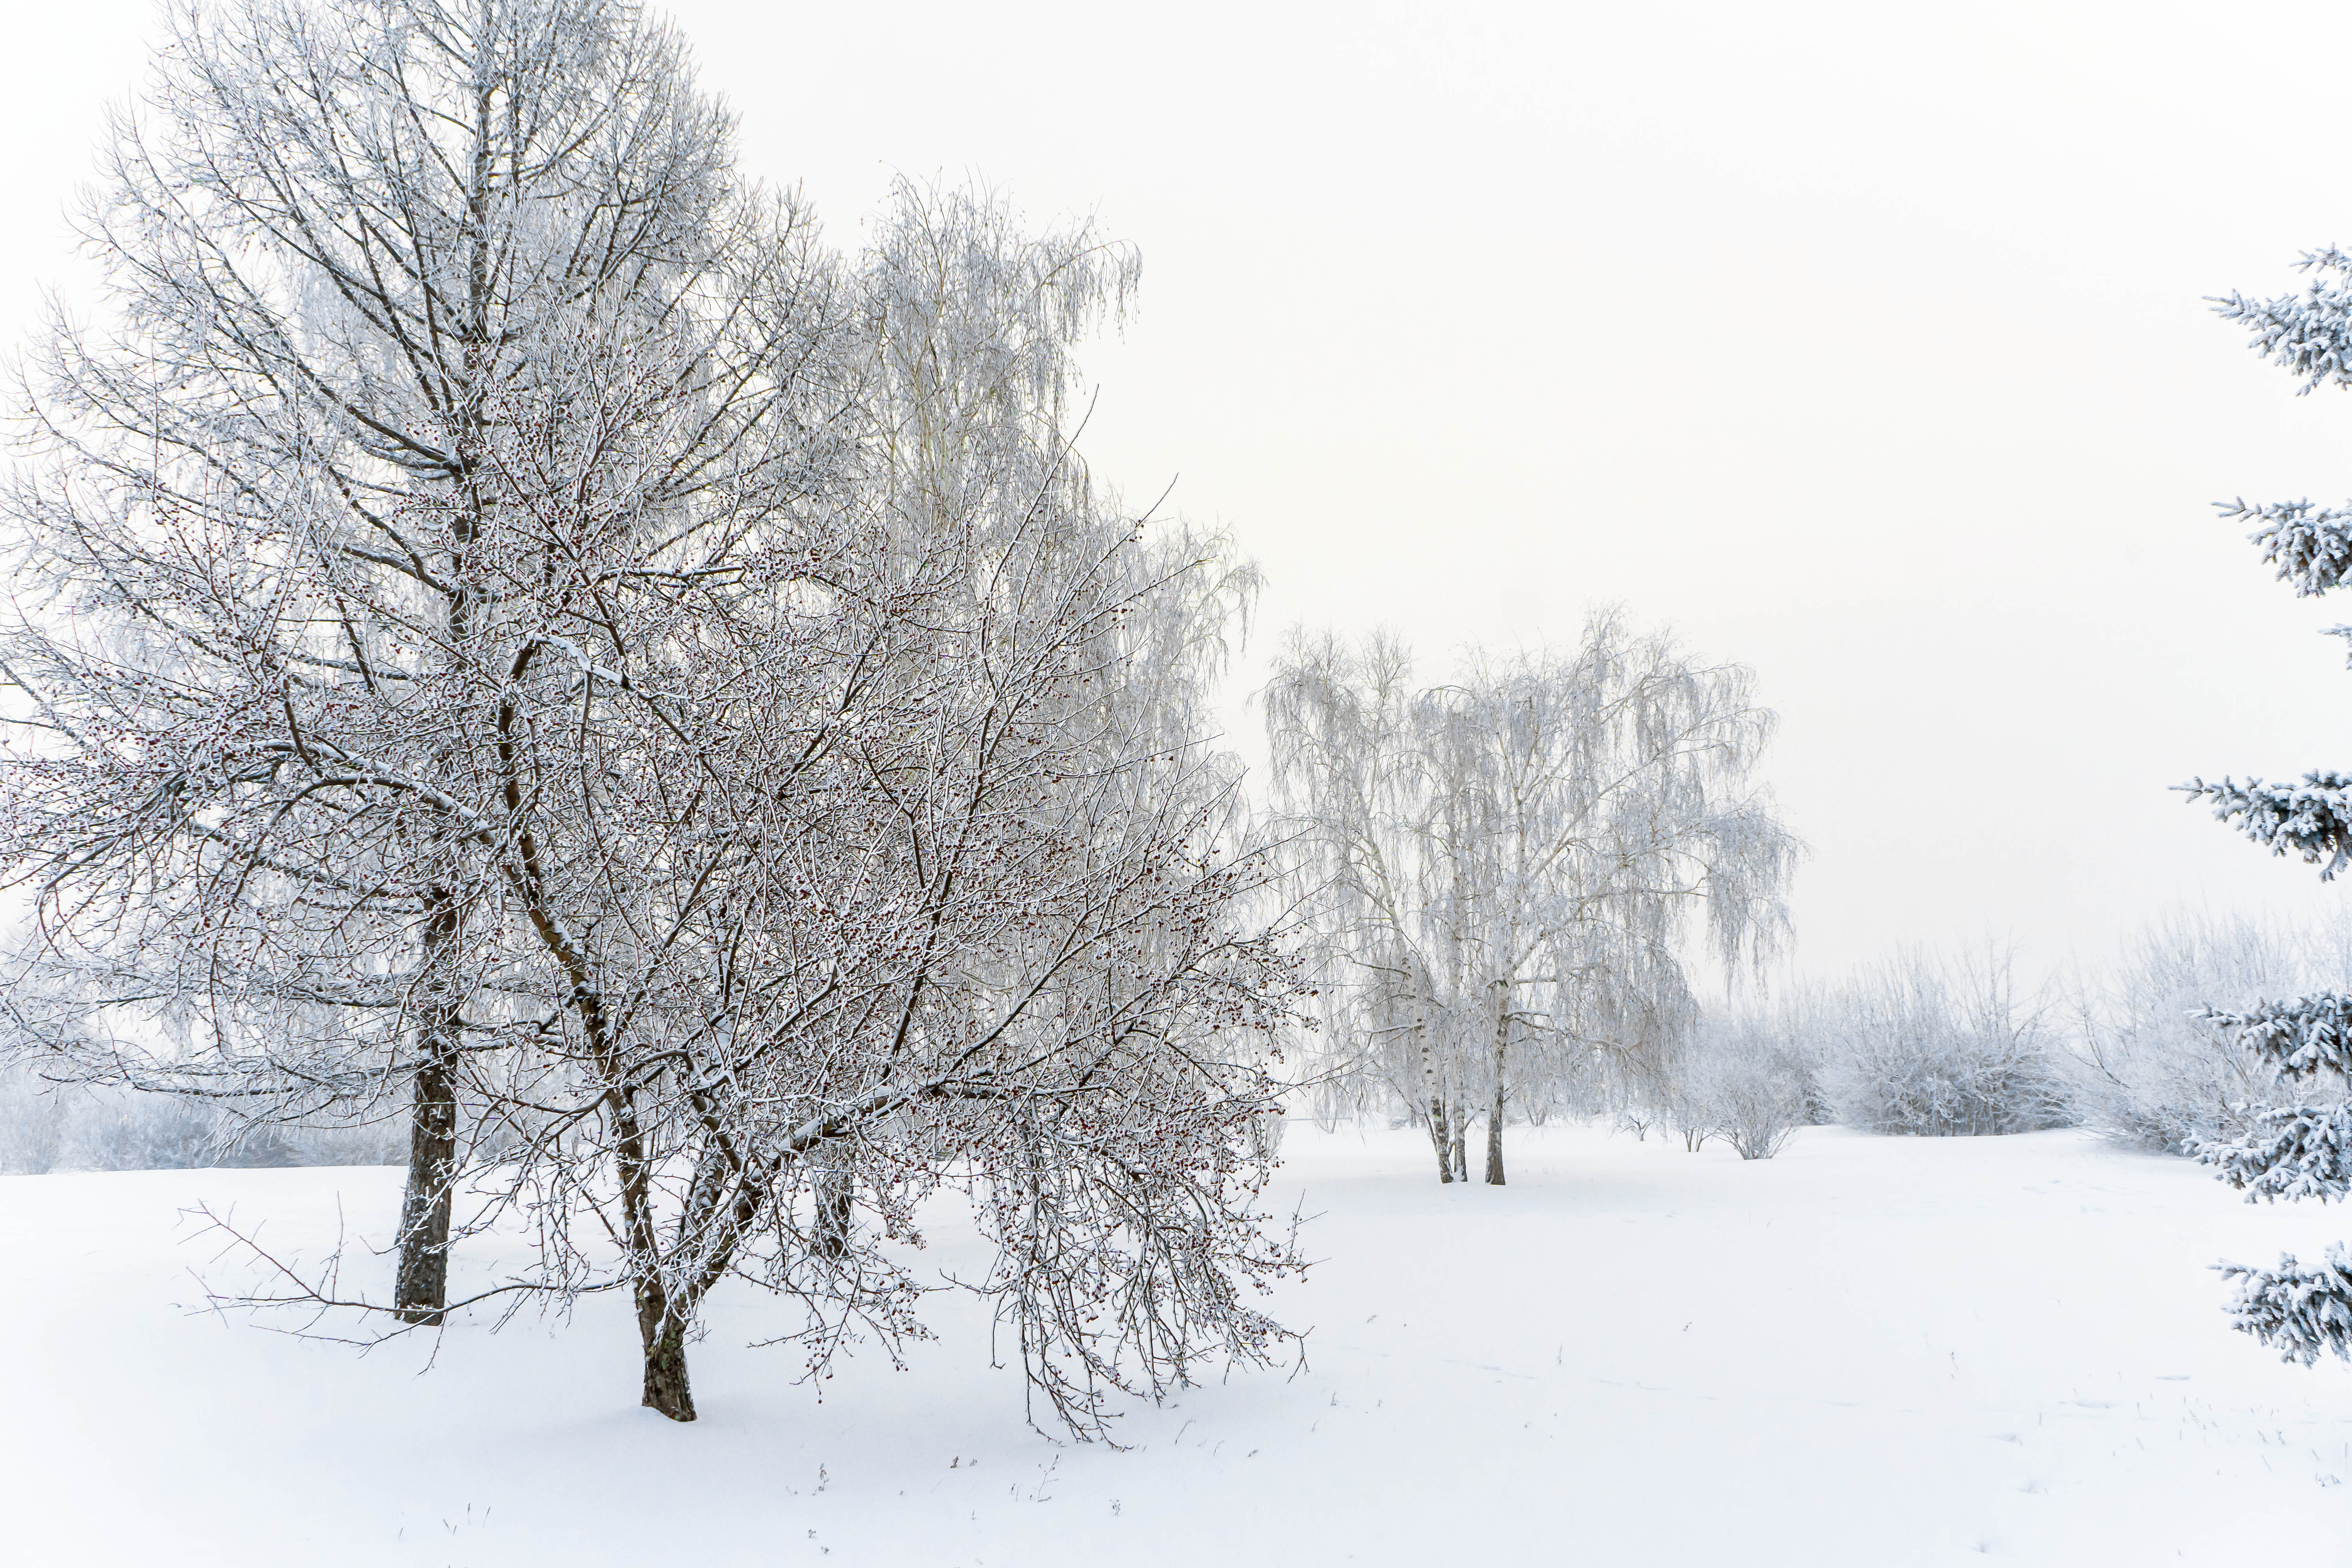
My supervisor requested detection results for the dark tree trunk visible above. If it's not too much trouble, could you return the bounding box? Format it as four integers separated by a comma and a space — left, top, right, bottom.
392, 1049, 457, 1321
639, 1294, 696, 1422
396, 105, 494, 1326
394, 893, 462, 1324
1428, 1097, 1454, 1184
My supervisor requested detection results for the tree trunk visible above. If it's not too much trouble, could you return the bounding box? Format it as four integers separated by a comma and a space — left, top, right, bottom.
1486, 990, 1508, 1185
393, 892, 461, 1324
392, 1049, 456, 1321
1485, 1084, 1506, 1186
393, 77, 494, 1326
639, 1291, 697, 1422
1415, 1015, 1452, 1183
1448, 1103, 1469, 1183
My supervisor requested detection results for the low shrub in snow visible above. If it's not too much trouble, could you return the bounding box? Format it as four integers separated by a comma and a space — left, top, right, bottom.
1699, 1045, 1809, 1161
1815, 949, 2071, 1137
1656, 1014, 1817, 1160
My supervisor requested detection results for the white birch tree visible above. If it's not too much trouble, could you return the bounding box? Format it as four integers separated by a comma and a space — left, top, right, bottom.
1266, 613, 1797, 1183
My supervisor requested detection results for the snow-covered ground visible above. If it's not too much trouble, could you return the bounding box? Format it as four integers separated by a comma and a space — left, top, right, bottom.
5, 1123, 2350, 1565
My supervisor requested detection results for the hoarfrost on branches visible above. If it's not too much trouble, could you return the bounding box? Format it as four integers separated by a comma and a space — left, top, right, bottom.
2061, 909, 2352, 1154
1813, 947, 2070, 1138
2214, 497, 2352, 598
2212, 247, 2352, 395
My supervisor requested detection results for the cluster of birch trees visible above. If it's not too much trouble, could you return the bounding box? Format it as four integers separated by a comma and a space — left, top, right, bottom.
1265, 620, 1800, 1184
0, 0, 1300, 1426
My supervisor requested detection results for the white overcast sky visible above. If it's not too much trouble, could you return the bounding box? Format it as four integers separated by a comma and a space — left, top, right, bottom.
5, 0, 2351, 986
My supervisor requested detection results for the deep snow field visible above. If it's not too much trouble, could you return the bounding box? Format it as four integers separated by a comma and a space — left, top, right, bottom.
6, 1123, 2352, 1566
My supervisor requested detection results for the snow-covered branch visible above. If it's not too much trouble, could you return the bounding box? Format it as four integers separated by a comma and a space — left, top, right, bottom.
2197, 991, 2352, 1078
2179, 772, 2352, 878
2218, 1245, 2352, 1366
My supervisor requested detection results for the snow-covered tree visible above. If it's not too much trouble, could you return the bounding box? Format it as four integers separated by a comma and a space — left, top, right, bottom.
2183, 247, 2352, 1367
0, 0, 838, 1324
524, 183, 1303, 1426
1265, 615, 1797, 1184
0, 0, 1303, 1428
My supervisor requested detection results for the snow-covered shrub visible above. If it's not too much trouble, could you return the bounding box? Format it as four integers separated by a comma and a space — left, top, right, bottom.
1817, 949, 2071, 1137
2067, 911, 2348, 1153
1655, 1011, 1817, 1159
1695, 1019, 1810, 1160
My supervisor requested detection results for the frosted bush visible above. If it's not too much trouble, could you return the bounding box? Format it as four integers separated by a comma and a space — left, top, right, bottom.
1818, 950, 2071, 1137
1697, 1027, 1809, 1160
2068, 911, 2350, 1153
1660, 1012, 1818, 1159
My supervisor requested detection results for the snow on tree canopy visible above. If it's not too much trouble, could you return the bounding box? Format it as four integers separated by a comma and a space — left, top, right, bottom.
2193, 1103, 2352, 1204
2180, 773, 2352, 878
2196, 991, 2352, 1078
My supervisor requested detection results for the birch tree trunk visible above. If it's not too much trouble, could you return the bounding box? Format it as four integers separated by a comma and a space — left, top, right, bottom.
1418, 1019, 1453, 1183
1486, 991, 1508, 1186
1484, 1088, 1506, 1184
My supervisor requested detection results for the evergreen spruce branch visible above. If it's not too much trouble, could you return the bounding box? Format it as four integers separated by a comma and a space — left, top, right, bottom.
2193, 1102, 2352, 1202
2179, 772, 2352, 878
2211, 246, 2352, 393
2195, 991, 2352, 1077
2218, 1245, 2352, 1366
2218, 497, 2352, 596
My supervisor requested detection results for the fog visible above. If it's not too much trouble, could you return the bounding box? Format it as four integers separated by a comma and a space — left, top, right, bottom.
7, 0, 2348, 982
